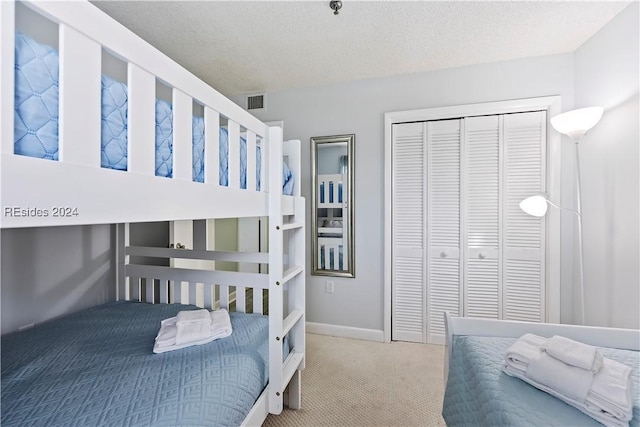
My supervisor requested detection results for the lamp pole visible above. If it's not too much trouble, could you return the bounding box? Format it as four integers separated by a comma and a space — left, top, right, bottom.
574, 140, 585, 325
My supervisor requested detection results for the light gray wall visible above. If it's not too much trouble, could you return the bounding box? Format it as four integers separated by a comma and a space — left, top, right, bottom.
573, 3, 639, 329
1, 225, 115, 334
236, 53, 577, 332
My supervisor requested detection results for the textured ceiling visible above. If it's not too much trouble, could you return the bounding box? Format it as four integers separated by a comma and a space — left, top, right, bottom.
92, 1, 631, 98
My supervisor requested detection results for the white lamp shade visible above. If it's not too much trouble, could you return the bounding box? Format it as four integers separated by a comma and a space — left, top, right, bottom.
520, 195, 548, 217
550, 106, 604, 140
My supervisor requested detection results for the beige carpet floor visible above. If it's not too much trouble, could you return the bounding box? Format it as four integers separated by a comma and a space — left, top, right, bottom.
263, 333, 447, 427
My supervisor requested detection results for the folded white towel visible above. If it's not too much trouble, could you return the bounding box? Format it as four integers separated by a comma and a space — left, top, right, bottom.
504, 333, 547, 371
527, 351, 594, 402
585, 357, 634, 422
153, 309, 232, 354
176, 309, 211, 325
174, 309, 212, 345
210, 309, 232, 339
543, 335, 604, 373
155, 317, 179, 349
176, 318, 212, 345
502, 334, 634, 427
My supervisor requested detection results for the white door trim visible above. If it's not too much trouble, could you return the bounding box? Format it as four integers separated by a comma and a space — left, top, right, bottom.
384, 96, 562, 343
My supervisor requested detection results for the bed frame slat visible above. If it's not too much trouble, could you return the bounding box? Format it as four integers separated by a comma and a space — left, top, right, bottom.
246, 130, 257, 191
189, 283, 198, 306
220, 285, 229, 309
0, 1, 14, 156
127, 63, 155, 175
130, 277, 141, 301
228, 120, 240, 188
159, 280, 169, 304
236, 287, 246, 313
172, 88, 192, 181
253, 288, 263, 314
59, 24, 101, 166
204, 284, 214, 310
204, 107, 220, 185
144, 278, 152, 303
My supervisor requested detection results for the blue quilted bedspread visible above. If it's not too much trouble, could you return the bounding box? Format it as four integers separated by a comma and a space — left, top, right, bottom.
14, 32, 294, 195
1, 302, 270, 427
443, 335, 640, 427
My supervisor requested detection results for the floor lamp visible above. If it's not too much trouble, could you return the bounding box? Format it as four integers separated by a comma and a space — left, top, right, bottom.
519, 106, 604, 325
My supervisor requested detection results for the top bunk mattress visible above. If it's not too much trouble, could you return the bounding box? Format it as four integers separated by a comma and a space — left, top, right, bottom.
443, 335, 640, 427
13, 32, 294, 195
1, 301, 270, 427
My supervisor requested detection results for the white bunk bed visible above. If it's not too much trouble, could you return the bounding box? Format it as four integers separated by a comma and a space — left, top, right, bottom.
443, 313, 640, 426
316, 173, 348, 271
0, 1, 305, 426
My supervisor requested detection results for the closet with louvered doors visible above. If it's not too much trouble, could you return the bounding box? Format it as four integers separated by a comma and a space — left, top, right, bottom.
391, 111, 547, 344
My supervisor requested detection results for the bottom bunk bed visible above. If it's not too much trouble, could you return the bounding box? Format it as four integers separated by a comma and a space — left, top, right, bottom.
2, 302, 277, 426
1, 218, 306, 427
442, 313, 640, 427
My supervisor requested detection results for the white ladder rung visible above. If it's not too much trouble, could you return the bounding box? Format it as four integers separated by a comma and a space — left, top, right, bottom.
282, 309, 304, 338
281, 222, 303, 231
282, 265, 304, 284
282, 350, 304, 390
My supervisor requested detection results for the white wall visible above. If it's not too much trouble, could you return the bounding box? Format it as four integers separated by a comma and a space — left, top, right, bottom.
1, 225, 115, 334
573, 3, 639, 329
240, 6, 640, 334
237, 53, 577, 333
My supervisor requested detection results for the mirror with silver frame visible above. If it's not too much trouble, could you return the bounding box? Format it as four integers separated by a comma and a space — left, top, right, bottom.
311, 134, 355, 278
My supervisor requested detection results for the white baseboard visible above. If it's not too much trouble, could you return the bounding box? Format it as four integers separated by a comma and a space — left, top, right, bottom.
306, 322, 385, 342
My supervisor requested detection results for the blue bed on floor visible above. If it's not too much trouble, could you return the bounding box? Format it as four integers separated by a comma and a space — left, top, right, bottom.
443, 335, 640, 427
14, 32, 294, 195
1, 302, 273, 427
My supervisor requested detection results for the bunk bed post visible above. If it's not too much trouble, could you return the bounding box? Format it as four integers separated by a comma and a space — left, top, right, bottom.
286, 198, 306, 410
0, 1, 15, 158
268, 125, 285, 414
116, 223, 130, 301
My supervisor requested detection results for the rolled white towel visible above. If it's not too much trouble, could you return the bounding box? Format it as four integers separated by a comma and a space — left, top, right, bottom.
543, 335, 604, 373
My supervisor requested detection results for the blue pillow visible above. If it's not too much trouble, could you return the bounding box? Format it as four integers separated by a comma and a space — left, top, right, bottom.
14, 32, 59, 160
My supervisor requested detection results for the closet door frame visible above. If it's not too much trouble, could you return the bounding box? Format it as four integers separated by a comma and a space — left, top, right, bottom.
384, 96, 562, 343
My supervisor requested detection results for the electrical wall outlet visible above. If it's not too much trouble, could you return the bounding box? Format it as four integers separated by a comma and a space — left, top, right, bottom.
326, 280, 335, 294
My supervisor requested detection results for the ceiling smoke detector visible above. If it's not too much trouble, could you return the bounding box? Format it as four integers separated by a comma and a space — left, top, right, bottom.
330, 1, 342, 15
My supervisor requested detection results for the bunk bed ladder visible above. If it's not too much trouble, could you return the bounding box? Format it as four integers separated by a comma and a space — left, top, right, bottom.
268, 127, 306, 414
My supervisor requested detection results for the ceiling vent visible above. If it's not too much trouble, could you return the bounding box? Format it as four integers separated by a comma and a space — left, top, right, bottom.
246, 93, 266, 111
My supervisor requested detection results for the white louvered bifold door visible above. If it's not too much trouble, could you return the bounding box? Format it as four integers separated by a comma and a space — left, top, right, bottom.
427, 119, 462, 344
463, 116, 502, 319
502, 111, 546, 322
390, 111, 547, 344
391, 122, 427, 342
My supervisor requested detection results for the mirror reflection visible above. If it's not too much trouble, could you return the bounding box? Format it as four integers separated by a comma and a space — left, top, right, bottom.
311, 134, 355, 277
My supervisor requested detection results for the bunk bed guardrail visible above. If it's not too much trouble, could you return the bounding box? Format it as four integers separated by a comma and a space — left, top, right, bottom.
0, 0, 299, 229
